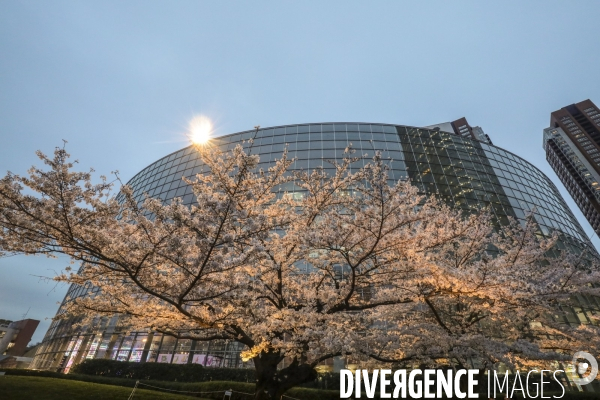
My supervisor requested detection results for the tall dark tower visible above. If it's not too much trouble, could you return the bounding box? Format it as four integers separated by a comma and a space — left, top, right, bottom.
425, 117, 493, 144
543, 99, 600, 235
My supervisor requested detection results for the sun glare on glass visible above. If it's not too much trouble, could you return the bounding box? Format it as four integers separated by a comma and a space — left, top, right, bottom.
188, 116, 213, 145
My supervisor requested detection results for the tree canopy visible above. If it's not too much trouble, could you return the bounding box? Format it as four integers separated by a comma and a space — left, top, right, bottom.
1, 143, 599, 399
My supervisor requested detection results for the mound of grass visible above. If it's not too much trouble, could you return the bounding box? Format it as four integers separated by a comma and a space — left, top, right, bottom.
0, 375, 205, 400
2, 370, 597, 399
1, 369, 341, 400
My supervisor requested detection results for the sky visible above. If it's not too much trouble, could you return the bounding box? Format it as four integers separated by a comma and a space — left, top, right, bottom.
1, 1, 599, 344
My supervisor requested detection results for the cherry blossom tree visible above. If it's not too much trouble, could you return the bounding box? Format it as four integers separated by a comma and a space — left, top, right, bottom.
1, 143, 599, 399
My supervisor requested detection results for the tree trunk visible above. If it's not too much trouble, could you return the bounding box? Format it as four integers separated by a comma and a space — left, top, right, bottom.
252, 351, 318, 400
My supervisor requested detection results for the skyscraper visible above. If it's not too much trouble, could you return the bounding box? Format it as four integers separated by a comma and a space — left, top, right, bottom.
543, 99, 600, 235
425, 117, 493, 144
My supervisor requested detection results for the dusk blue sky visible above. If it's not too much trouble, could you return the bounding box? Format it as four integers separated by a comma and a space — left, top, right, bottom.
1, 1, 599, 343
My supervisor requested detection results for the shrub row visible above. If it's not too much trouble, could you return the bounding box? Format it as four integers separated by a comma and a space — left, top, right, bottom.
70, 360, 582, 395
72, 359, 254, 383
70, 359, 340, 389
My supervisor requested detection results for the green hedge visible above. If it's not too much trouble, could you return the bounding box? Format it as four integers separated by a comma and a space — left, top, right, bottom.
69, 360, 581, 395
72, 359, 254, 383
70, 359, 340, 389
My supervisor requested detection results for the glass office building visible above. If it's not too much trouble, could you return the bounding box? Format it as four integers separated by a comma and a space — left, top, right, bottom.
544, 99, 600, 236
30, 122, 598, 372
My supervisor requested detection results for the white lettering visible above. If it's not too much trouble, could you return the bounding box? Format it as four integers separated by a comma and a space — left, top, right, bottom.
393, 370, 407, 398
492, 371, 509, 398
552, 370, 565, 399
437, 370, 453, 398
423, 369, 435, 398
455, 370, 466, 399
526, 370, 539, 398
340, 369, 353, 398
541, 370, 551, 398
380, 369, 391, 398
338, 368, 567, 399
409, 369, 423, 398
510, 371, 525, 399
355, 369, 361, 398
364, 369, 378, 398
468, 369, 479, 398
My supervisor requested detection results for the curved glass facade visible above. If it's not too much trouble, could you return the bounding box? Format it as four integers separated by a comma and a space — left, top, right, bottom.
30, 123, 596, 372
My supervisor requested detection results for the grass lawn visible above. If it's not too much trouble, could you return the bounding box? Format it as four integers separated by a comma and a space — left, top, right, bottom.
0, 376, 209, 400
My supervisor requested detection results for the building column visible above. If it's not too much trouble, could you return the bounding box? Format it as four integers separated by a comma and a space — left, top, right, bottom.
123, 334, 134, 361
103, 334, 120, 360
169, 338, 179, 364
71, 334, 92, 367
203, 341, 212, 366
187, 340, 197, 364
140, 332, 154, 363
49, 337, 71, 371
